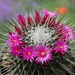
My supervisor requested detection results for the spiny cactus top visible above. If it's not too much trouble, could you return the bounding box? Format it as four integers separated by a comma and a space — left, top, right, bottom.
4, 9, 75, 75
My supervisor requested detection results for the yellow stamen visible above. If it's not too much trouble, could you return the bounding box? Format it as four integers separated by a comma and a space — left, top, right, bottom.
15, 50, 18, 52
59, 46, 63, 49
28, 52, 31, 55
67, 32, 70, 35
41, 52, 46, 56
13, 40, 16, 43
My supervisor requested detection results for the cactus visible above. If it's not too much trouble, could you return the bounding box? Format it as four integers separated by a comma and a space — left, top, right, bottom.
1, 9, 75, 75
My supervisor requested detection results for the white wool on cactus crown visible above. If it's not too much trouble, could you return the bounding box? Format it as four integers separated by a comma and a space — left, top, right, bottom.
27, 25, 55, 45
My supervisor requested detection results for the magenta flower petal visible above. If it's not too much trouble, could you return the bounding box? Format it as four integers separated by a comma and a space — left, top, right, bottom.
17, 15, 26, 30
41, 15, 48, 24
35, 44, 53, 64
8, 31, 15, 36
14, 26, 23, 35
27, 16, 33, 27
34, 11, 41, 24
42, 9, 58, 17
22, 46, 36, 62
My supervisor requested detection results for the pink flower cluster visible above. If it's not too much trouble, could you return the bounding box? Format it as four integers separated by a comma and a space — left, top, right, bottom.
7, 34, 53, 64
7, 9, 75, 64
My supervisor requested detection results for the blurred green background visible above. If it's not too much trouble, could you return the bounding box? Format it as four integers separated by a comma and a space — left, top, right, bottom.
0, 0, 75, 28
0, 0, 75, 49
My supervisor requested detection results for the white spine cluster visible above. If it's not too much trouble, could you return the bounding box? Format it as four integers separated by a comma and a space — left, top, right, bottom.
26, 25, 55, 45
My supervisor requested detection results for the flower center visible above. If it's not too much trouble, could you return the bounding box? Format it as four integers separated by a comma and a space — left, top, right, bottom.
15, 50, 18, 52
48, 12, 51, 15
59, 46, 63, 49
13, 40, 17, 43
40, 51, 46, 57
28, 52, 31, 55
67, 32, 70, 35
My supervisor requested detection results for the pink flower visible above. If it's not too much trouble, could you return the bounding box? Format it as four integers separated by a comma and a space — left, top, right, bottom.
22, 46, 36, 62
10, 46, 22, 58
35, 44, 52, 64
55, 41, 68, 55
42, 9, 58, 17
7, 33, 22, 47
62, 26, 75, 40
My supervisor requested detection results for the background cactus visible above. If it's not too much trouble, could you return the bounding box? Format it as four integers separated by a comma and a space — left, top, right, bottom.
0, 9, 75, 75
